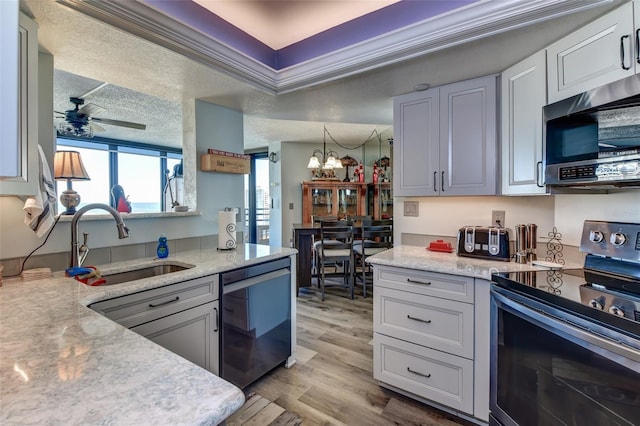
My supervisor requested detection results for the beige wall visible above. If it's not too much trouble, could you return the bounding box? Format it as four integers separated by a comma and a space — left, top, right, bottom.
393, 191, 639, 248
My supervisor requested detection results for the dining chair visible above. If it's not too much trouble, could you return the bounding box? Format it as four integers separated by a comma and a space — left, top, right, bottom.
353, 219, 393, 297
316, 221, 355, 301
311, 215, 339, 276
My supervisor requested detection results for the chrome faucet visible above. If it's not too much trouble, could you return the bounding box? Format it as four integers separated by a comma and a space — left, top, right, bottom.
70, 203, 130, 268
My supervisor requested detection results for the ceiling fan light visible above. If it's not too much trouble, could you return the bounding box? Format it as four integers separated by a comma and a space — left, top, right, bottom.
58, 122, 93, 138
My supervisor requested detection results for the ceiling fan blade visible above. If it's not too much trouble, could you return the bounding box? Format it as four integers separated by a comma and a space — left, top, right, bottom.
92, 117, 146, 130
89, 121, 106, 132
78, 102, 106, 116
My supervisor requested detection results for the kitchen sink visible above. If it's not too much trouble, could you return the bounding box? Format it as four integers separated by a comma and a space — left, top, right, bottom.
101, 263, 194, 285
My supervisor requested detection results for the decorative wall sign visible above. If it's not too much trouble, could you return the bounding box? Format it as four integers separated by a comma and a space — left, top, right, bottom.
201, 149, 250, 174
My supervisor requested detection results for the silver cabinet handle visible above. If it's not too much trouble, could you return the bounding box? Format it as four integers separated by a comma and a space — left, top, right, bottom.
406, 278, 431, 285
407, 367, 431, 378
407, 314, 431, 324
148, 296, 179, 308
433, 171, 437, 192
213, 307, 219, 332
535, 161, 544, 188
441, 171, 445, 192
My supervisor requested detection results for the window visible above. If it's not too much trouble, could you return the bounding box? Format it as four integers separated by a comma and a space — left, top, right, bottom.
56, 138, 182, 214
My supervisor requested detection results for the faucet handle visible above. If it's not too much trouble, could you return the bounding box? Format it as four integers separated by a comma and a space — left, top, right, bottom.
79, 232, 90, 266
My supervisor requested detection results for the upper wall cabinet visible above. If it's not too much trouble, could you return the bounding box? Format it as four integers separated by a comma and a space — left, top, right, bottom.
501, 50, 548, 195
547, 1, 638, 104
0, 10, 38, 196
393, 75, 497, 197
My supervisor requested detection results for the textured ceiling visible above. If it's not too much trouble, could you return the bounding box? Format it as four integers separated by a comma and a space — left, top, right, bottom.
22, 0, 622, 151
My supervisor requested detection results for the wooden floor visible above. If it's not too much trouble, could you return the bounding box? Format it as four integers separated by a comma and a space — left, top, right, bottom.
229, 279, 472, 425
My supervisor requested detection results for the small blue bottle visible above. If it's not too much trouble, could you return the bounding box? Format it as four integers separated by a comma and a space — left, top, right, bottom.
157, 234, 169, 258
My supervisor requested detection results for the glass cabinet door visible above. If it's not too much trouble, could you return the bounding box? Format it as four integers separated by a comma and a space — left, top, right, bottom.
337, 187, 358, 218
311, 187, 333, 217
379, 185, 393, 219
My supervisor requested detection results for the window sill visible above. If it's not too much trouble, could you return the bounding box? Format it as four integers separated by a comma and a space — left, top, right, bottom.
57, 210, 202, 221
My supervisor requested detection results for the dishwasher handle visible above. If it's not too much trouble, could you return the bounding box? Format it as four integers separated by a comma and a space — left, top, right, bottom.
222, 268, 290, 294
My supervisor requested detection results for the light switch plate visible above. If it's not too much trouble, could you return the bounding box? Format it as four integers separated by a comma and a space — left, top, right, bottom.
404, 201, 419, 217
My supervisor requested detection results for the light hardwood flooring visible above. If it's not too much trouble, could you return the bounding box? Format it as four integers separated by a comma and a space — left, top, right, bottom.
230, 280, 471, 425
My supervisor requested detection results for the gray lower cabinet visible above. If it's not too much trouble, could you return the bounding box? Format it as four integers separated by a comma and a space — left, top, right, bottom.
131, 300, 219, 375
373, 265, 489, 423
90, 274, 220, 374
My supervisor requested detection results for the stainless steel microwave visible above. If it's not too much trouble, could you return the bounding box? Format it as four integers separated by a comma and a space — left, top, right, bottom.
543, 74, 640, 188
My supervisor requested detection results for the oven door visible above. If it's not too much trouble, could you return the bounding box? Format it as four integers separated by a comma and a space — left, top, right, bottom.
490, 286, 640, 426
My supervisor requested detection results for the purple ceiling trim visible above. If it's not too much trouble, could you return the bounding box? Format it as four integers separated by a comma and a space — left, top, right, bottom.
276, 1, 477, 69
142, 0, 477, 70
143, 0, 276, 68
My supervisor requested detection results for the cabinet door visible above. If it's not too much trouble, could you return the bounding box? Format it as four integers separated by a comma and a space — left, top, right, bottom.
501, 50, 547, 195
0, 11, 39, 196
131, 301, 220, 375
336, 186, 359, 218
547, 2, 635, 103
440, 75, 497, 196
393, 88, 440, 196
312, 186, 334, 218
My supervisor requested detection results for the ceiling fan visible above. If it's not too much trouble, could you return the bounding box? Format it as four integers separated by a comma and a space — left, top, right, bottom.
55, 96, 147, 138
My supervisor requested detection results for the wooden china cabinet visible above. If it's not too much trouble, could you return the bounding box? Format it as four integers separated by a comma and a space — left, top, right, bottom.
301, 181, 367, 223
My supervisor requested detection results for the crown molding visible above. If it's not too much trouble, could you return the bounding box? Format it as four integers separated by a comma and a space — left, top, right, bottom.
56, 0, 613, 95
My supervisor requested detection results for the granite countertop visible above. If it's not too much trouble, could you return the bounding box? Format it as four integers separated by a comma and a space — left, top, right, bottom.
366, 245, 580, 280
0, 244, 297, 425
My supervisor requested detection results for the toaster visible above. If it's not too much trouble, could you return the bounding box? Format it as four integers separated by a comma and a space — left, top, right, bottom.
457, 226, 510, 261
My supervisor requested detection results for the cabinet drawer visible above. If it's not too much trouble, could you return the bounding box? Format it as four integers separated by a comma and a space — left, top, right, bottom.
90, 274, 218, 328
373, 333, 473, 415
374, 286, 474, 359
374, 266, 474, 303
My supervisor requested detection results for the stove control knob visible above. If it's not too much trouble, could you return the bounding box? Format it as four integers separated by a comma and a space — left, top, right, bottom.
610, 232, 626, 246
589, 230, 604, 243
589, 298, 604, 310
609, 306, 625, 317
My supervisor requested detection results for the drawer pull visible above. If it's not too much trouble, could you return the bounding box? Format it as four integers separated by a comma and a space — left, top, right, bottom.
148, 296, 180, 308
406, 278, 431, 285
407, 314, 431, 324
407, 367, 431, 378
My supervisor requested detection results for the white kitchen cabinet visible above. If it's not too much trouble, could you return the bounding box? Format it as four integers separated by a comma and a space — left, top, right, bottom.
547, 1, 637, 104
393, 75, 497, 197
0, 10, 39, 196
90, 274, 220, 374
132, 300, 219, 375
393, 88, 440, 196
373, 265, 489, 423
501, 50, 548, 195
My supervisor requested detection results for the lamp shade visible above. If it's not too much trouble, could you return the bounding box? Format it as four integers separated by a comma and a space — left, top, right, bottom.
54, 151, 90, 180
307, 155, 321, 169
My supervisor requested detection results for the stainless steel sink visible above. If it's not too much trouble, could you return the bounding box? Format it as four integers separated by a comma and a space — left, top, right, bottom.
101, 263, 194, 285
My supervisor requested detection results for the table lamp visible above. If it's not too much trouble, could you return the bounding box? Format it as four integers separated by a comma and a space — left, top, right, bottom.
54, 150, 90, 215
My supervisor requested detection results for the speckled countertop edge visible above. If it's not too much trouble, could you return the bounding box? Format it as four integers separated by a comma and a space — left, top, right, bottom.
366, 245, 581, 280
0, 244, 297, 426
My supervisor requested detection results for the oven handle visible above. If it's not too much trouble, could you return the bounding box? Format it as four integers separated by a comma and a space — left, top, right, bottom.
491, 287, 640, 366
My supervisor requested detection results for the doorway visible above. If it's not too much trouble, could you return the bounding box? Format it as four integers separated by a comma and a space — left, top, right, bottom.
245, 154, 270, 245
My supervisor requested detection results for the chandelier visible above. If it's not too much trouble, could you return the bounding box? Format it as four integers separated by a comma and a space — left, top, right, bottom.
306, 126, 344, 171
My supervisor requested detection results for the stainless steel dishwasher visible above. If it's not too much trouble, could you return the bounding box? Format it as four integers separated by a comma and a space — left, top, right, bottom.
220, 257, 292, 389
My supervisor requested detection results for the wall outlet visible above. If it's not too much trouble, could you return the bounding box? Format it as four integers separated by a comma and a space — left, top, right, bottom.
492, 210, 506, 227
404, 201, 419, 217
